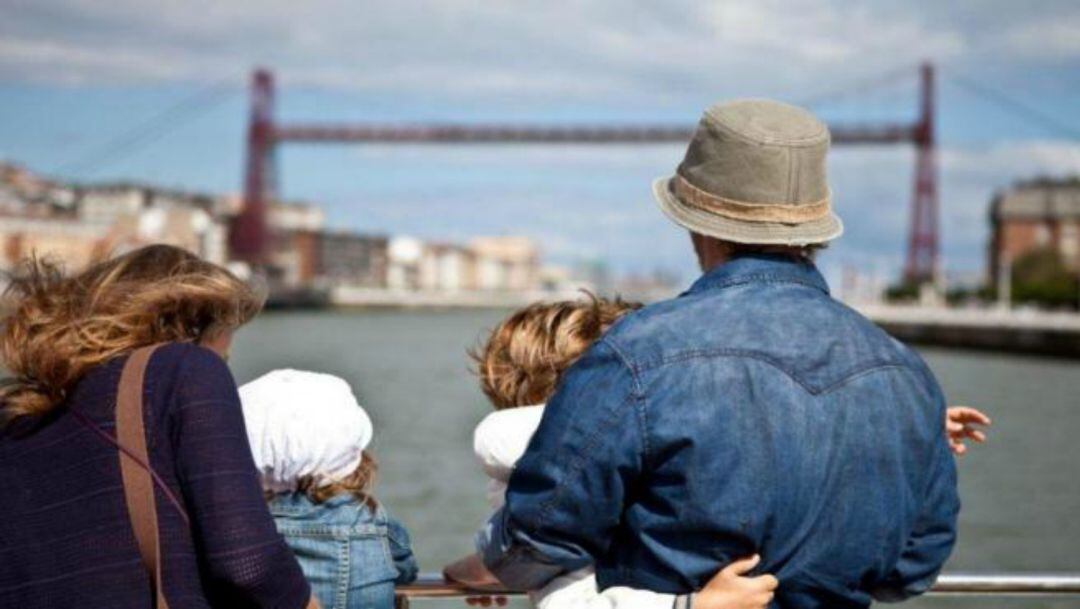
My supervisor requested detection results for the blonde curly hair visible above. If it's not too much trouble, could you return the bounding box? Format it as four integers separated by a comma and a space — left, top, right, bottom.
472, 294, 641, 410
1, 244, 262, 422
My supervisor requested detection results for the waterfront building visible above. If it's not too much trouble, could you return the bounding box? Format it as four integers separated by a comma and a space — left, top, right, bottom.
316, 231, 389, 287
0, 161, 77, 215
74, 183, 228, 264
77, 183, 219, 225
76, 184, 147, 225
272, 231, 390, 289
387, 236, 424, 290
419, 242, 477, 292
0, 164, 229, 271
268, 201, 326, 233
468, 236, 539, 292
265, 201, 328, 286
990, 178, 1080, 285
0, 215, 110, 272
276, 230, 321, 286
1, 204, 227, 274
124, 206, 228, 265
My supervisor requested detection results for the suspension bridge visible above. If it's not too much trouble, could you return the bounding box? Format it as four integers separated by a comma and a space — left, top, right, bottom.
55, 61, 1078, 290
230, 63, 941, 284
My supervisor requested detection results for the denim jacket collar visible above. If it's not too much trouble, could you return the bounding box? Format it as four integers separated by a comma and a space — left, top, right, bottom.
683, 253, 830, 297
269, 491, 382, 519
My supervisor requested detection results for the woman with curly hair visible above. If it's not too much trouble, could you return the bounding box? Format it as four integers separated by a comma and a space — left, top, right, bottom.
0, 245, 314, 609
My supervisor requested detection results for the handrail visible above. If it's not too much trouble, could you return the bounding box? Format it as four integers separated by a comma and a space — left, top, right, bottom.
394, 572, 1080, 606
932, 572, 1080, 594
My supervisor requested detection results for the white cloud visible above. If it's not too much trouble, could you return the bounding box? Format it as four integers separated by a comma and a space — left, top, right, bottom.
705, 1, 964, 65
0, 37, 188, 84
998, 14, 1080, 60
0, 0, 1050, 97
941, 140, 1080, 177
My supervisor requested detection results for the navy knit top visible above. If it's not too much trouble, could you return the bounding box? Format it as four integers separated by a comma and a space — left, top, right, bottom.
0, 343, 311, 609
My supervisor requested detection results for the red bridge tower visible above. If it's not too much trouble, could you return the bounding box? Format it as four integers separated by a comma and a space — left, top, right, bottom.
904, 64, 939, 284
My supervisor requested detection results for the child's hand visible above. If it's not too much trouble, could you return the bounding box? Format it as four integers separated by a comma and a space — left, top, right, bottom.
946, 406, 991, 456
694, 554, 778, 609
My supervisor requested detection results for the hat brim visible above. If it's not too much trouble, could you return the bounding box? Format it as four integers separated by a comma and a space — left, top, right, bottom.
652, 176, 843, 246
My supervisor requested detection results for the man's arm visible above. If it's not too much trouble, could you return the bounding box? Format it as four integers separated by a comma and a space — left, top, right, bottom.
532, 555, 777, 609
871, 372, 961, 602
477, 339, 645, 590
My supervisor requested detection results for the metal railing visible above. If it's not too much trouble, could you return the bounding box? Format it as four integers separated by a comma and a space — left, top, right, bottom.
931, 573, 1080, 594
394, 572, 1080, 607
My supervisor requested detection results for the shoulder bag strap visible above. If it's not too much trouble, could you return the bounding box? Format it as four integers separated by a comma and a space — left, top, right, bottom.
116, 344, 170, 609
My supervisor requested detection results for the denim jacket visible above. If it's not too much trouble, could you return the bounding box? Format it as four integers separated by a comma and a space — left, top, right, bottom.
270, 493, 419, 609
478, 254, 959, 609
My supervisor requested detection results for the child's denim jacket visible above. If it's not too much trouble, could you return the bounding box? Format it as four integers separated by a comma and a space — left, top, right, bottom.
270, 493, 419, 609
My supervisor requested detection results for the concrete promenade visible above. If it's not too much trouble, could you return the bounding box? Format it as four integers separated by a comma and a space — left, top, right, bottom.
856, 304, 1080, 358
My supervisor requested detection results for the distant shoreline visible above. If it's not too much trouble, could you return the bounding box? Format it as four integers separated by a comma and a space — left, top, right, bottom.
265, 285, 677, 310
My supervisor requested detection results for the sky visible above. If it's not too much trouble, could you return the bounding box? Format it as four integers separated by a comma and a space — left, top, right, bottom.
1, 0, 1079, 285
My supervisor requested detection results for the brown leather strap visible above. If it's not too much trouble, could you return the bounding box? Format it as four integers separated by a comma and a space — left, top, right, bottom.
116, 345, 169, 609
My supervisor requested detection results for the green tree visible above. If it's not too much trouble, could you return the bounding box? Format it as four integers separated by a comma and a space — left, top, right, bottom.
885, 281, 920, 302
1011, 246, 1080, 309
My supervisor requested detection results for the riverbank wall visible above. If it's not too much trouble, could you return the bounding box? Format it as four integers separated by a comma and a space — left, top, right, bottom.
856, 304, 1080, 358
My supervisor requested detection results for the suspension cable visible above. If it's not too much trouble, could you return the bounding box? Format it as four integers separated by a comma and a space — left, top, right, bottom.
941, 67, 1080, 140
55, 77, 240, 177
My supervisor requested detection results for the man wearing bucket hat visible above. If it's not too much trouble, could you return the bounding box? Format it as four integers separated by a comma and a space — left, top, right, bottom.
477, 100, 959, 608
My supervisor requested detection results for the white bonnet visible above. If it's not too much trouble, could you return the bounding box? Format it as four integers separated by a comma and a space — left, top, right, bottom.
239, 369, 373, 494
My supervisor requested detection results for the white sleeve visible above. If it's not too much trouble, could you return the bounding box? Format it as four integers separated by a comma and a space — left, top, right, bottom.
531, 569, 682, 609
486, 478, 508, 511
472, 405, 546, 483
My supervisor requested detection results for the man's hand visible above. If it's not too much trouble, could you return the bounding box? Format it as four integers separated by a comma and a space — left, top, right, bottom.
443, 552, 504, 590
694, 554, 778, 609
946, 406, 991, 456
444, 553, 509, 607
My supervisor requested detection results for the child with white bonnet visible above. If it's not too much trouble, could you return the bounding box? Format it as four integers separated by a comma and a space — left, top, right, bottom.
240, 369, 418, 609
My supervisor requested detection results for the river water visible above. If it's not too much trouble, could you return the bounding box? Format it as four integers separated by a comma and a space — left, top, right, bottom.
231, 309, 1080, 608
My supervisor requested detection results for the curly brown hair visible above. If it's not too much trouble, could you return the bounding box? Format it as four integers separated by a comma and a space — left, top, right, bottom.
293, 450, 379, 509
1, 244, 263, 422
471, 294, 641, 410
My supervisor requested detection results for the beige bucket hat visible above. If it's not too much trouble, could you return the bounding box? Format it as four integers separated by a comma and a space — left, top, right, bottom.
653, 99, 843, 245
